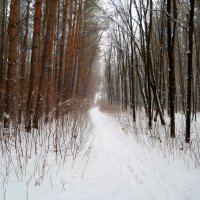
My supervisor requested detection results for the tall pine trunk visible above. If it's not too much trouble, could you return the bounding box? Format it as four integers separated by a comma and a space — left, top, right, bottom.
4, 0, 19, 127
26, 0, 42, 132
0, 0, 6, 121
56, 0, 68, 117
19, 0, 30, 124
33, 0, 58, 128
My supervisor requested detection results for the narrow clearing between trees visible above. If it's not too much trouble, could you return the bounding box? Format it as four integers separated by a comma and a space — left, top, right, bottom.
1, 107, 200, 200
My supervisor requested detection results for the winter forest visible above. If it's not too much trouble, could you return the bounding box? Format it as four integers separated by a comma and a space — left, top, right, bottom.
0, 0, 200, 199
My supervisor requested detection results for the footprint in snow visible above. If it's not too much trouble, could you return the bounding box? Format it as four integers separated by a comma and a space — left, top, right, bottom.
125, 162, 143, 184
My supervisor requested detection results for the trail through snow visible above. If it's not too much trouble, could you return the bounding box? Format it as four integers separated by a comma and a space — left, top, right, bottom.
1, 107, 200, 200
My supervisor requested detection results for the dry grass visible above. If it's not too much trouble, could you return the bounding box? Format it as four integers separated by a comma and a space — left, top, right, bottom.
0, 100, 93, 186
109, 108, 200, 169
97, 100, 120, 113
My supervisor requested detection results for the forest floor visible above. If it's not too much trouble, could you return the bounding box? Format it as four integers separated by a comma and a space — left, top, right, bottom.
1, 107, 200, 200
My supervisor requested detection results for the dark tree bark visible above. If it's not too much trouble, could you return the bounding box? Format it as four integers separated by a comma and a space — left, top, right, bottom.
186, 0, 195, 143
167, 0, 176, 138
129, 0, 136, 121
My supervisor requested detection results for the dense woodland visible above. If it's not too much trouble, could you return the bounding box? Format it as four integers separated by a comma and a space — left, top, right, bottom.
104, 0, 199, 143
1, 1, 200, 196
1, 1, 200, 198
0, 0, 100, 132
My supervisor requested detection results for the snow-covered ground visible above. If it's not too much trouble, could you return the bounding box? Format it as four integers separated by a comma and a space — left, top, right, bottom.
1, 107, 200, 200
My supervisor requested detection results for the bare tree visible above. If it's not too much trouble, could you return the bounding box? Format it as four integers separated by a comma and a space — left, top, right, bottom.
186, 0, 195, 143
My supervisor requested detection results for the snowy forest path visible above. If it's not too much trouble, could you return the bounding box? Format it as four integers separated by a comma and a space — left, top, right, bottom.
85, 107, 200, 200
1, 108, 200, 200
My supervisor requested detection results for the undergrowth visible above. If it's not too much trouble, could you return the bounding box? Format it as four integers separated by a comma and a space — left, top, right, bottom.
98, 100, 200, 169
0, 100, 94, 190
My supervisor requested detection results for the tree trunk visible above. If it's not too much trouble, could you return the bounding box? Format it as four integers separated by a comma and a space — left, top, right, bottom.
56, 0, 68, 117
33, 0, 58, 128
186, 0, 195, 143
0, 0, 6, 121
19, 0, 30, 124
25, 0, 42, 132
167, 0, 176, 138
4, 0, 19, 127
